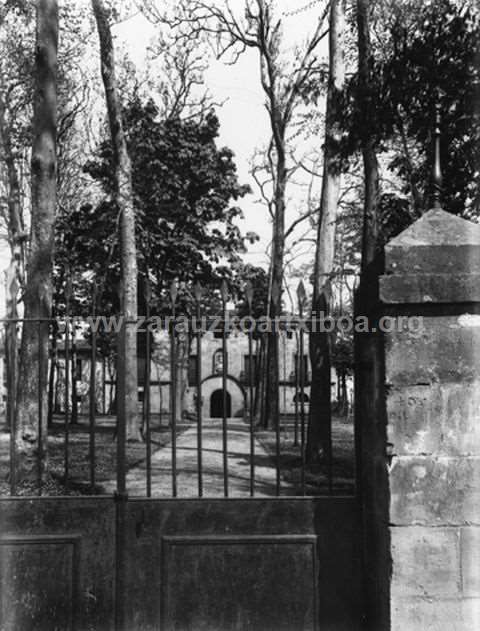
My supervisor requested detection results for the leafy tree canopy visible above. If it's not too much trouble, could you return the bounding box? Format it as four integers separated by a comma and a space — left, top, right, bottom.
343, 0, 480, 243
376, 0, 480, 219
55, 96, 255, 316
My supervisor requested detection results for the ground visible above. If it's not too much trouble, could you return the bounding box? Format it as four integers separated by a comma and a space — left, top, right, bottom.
0, 415, 354, 496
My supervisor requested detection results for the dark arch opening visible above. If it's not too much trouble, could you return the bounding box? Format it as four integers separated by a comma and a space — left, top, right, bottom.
210, 389, 232, 418
293, 392, 310, 404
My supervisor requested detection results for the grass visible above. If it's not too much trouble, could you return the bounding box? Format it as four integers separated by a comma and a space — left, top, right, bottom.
0, 415, 186, 496
0, 415, 356, 497
255, 415, 355, 495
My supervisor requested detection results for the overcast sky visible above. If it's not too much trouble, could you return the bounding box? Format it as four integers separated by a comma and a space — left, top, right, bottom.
0, 1, 330, 316
113, 1, 330, 273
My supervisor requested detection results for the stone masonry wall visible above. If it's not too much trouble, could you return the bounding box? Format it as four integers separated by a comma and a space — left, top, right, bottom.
374, 208, 480, 630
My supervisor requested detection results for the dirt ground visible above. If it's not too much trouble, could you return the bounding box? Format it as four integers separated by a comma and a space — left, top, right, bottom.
0, 415, 354, 497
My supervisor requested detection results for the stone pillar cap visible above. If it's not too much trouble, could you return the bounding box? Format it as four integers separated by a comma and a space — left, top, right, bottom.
381, 208, 480, 304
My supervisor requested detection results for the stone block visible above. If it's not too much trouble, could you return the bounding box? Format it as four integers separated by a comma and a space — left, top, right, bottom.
391, 597, 480, 631
461, 528, 480, 597
385, 315, 480, 385
386, 244, 480, 275
380, 273, 480, 304
390, 527, 460, 598
384, 208, 480, 275
386, 383, 480, 456
463, 598, 480, 628
390, 456, 480, 525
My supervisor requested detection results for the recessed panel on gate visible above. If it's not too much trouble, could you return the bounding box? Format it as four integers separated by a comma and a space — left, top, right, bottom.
0, 535, 80, 631
161, 535, 318, 631
0, 498, 116, 631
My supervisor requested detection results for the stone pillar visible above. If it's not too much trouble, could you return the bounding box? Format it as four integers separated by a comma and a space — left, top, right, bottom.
376, 208, 480, 629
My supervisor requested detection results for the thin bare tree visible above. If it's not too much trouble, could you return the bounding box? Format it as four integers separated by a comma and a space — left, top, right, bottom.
307, 0, 346, 464
92, 0, 140, 441
161, 0, 329, 426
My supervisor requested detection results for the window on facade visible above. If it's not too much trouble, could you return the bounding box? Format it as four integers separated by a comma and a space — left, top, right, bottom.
294, 354, 309, 383
188, 356, 198, 386
137, 360, 145, 385
213, 348, 227, 374
212, 321, 231, 339
243, 354, 257, 384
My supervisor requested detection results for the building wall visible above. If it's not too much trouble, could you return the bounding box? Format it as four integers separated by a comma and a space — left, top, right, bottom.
183, 329, 309, 417
53, 327, 353, 420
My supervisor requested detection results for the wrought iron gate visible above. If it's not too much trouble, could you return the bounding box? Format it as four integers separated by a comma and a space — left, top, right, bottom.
0, 302, 363, 630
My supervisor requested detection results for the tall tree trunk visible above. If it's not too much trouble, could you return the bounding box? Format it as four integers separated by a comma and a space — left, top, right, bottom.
0, 99, 26, 265
265, 154, 287, 428
14, 0, 58, 483
5, 265, 18, 433
306, 0, 346, 465
357, 0, 379, 270
92, 0, 140, 441
0, 97, 25, 447
254, 334, 267, 424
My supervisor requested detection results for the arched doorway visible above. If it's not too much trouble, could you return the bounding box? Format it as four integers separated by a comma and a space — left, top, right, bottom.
210, 389, 231, 418
200, 375, 245, 419
293, 392, 310, 404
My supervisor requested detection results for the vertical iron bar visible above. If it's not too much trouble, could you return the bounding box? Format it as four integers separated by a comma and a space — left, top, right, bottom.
328, 439, 333, 495
64, 316, 70, 486
170, 305, 177, 497
115, 303, 128, 631
102, 357, 106, 415
294, 333, 299, 447
9, 320, 17, 495
47, 315, 57, 430
71, 325, 78, 425
328, 307, 333, 496
37, 319, 43, 495
275, 326, 281, 496
328, 304, 332, 495
282, 333, 287, 426
117, 317, 127, 495
328, 376, 334, 495
196, 300, 203, 497
144, 290, 152, 498
221, 302, 229, 497
89, 289, 97, 492
299, 317, 306, 496
248, 321, 255, 496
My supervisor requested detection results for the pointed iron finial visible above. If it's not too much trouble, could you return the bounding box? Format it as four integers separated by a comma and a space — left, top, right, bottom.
432, 97, 443, 209
296, 280, 307, 307
244, 280, 254, 310
220, 279, 229, 303
144, 277, 151, 303
170, 280, 178, 305
193, 281, 203, 302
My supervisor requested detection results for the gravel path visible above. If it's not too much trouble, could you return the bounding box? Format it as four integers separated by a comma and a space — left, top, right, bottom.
101, 419, 293, 497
